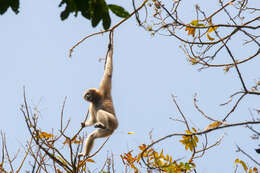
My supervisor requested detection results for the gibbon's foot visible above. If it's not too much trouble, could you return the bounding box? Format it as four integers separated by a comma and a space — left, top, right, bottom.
94, 122, 106, 129
78, 152, 85, 158
81, 122, 86, 128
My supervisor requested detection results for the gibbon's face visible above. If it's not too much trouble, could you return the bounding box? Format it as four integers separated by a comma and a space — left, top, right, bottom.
83, 89, 101, 103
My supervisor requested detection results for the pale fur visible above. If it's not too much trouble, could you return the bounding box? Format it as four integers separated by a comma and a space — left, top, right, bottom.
78, 44, 118, 157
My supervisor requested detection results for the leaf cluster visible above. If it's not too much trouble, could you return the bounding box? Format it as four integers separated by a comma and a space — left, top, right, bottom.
59, 0, 129, 29
179, 129, 199, 152
120, 144, 195, 173
235, 158, 258, 173
0, 0, 19, 15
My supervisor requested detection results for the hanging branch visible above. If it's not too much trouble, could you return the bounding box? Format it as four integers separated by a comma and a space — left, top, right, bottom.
69, 0, 148, 57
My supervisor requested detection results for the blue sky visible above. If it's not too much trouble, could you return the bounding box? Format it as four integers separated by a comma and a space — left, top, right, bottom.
1, 0, 260, 172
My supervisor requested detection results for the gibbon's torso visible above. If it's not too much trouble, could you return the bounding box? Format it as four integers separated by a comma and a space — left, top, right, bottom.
90, 98, 115, 117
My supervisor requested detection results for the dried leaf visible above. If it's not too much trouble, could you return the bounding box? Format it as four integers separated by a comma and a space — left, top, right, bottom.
208, 26, 218, 33
240, 160, 248, 172
206, 32, 215, 41
128, 132, 135, 134
185, 26, 195, 37
234, 158, 248, 172
204, 121, 222, 131
86, 158, 95, 163
36, 132, 54, 139
63, 138, 70, 145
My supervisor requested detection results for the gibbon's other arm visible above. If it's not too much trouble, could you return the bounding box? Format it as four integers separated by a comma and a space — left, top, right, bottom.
99, 43, 113, 98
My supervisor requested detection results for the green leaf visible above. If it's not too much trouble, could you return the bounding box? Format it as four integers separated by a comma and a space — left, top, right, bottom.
102, 8, 111, 30
108, 4, 129, 18
91, 0, 104, 27
60, 7, 70, 20
76, 0, 90, 19
0, 0, 9, 15
10, 0, 19, 14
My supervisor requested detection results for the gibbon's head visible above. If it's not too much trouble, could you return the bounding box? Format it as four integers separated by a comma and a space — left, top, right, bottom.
83, 88, 101, 103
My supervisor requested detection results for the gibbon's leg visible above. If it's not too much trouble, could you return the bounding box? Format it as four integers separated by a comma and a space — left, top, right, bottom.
79, 129, 113, 157
96, 110, 118, 131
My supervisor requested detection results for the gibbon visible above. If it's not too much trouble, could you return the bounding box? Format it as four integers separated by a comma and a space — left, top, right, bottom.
78, 43, 118, 157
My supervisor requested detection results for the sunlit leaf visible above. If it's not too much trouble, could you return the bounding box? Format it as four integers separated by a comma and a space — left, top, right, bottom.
185, 130, 192, 135
138, 144, 147, 151
185, 26, 195, 37
108, 4, 130, 18
206, 32, 215, 41
36, 132, 54, 139
190, 20, 198, 26
235, 158, 240, 163
235, 158, 248, 172
86, 158, 95, 163
240, 160, 248, 172
128, 132, 135, 134
192, 127, 197, 132
208, 26, 218, 33
204, 121, 222, 131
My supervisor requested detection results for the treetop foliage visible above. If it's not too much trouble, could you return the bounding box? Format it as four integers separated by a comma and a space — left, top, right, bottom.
1, 0, 129, 30
0, 0, 19, 15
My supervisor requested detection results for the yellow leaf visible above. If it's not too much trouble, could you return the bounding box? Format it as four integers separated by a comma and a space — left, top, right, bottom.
253, 167, 258, 173
257, 81, 260, 86
235, 158, 248, 172
185, 130, 192, 135
169, 156, 172, 163
192, 127, 197, 132
137, 154, 141, 162
72, 139, 82, 144
154, 152, 159, 158
138, 144, 147, 151
36, 132, 54, 139
208, 26, 218, 33
63, 138, 70, 145
224, 66, 231, 73
188, 58, 199, 65
194, 135, 199, 143
128, 132, 135, 134
159, 149, 164, 158
86, 158, 95, 163
190, 20, 198, 26
158, 158, 164, 167
206, 32, 215, 41
204, 121, 222, 131
235, 158, 240, 163
166, 154, 169, 161
185, 26, 195, 37
249, 168, 253, 173
240, 160, 248, 172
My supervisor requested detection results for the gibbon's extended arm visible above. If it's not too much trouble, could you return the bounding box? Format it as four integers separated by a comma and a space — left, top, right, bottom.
99, 43, 113, 98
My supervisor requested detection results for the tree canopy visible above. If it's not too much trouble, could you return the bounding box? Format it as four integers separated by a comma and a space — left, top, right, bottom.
1, 0, 260, 172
